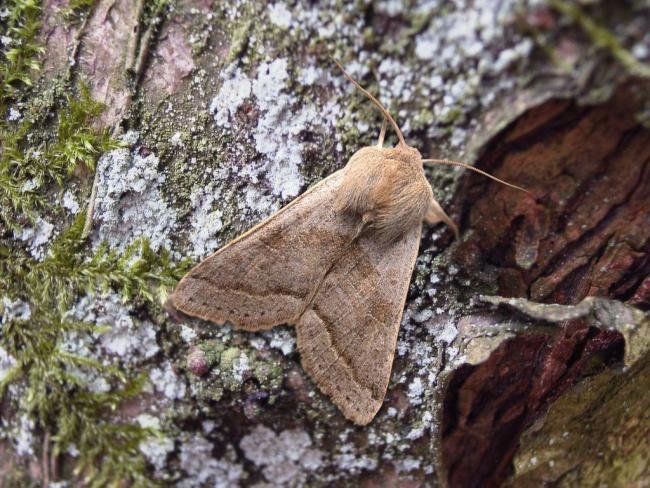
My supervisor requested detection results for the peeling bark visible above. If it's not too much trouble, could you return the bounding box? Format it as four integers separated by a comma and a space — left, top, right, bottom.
459, 83, 650, 304
439, 294, 646, 486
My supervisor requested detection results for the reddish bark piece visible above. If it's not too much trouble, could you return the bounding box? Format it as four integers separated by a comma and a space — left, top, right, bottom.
38, 0, 80, 79
442, 83, 648, 487
78, 0, 141, 128
459, 84, 650, 306
141, 13, 196, 105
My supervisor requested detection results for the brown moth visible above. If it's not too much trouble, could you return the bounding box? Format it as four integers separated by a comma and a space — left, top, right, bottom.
168, 62, 527, 425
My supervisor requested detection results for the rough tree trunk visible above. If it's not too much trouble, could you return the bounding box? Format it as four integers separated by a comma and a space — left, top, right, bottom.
1, 0, 648, 486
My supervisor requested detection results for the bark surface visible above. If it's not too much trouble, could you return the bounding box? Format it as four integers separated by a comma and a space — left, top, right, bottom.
1, 0, 648, 486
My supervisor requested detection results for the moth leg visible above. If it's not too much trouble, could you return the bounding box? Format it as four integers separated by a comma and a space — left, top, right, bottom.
424, 199, 459, 239
376, 117, 387, 147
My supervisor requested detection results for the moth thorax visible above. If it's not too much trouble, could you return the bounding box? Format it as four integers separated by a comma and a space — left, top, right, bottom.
337, 146, 433, 242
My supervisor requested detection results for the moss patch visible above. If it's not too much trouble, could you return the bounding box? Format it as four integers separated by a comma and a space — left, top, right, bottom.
0, 3, 190, 484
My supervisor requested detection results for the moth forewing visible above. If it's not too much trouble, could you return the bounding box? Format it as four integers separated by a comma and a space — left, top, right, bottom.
169, 170, 358, 331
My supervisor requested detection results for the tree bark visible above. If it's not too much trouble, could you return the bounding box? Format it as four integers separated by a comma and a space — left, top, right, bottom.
2, 0, 649, 486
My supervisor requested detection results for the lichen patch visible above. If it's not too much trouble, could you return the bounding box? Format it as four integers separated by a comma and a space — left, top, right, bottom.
93, 133, 177, 252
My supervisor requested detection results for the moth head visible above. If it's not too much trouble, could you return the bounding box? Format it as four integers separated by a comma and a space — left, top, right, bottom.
334, 59, 530, 240
337, 144, 433, 242
386, 144, 423, 166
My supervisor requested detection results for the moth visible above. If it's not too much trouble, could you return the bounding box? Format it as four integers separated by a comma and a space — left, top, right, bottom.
168, 62, 527, 425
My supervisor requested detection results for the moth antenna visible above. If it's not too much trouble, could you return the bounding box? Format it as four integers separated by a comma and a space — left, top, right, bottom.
332, 58, 406, 146
422, 159, 532, 195
377, 117, 387, 147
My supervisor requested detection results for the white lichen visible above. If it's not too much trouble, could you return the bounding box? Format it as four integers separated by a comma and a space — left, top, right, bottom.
210, 68, 252, 128
68, 293, 160, 362
407, 377, 424, 406
231, 351, 250, 383
210, 59, 343, 206
17, 217, 54, 259
14, 415, 35, 456
178, 435, 243, 487
1, 296, 31, 323
268, 2, 292, 29
406, 411, 434, 440
187, 183, 224, 259
150, 362, 187, 400
62, 190, 80, 214
250, 58, 304, 199
0, 346, 17, 383
93, 133, 176, 252
136, 414, 160, 430
333, 442, 378, 473
297, 65, 322, 86
395, 456, 421, 473
140, 436, 174, 471
170, 131, 185, 147
7, 106, 21, 121
439, 322, 459, 344
266, 328, 296, 356
240, 425, 324, 484
178, 324, 197, 342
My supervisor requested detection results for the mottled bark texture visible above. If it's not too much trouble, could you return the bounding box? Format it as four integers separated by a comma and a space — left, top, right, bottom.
3, 0, 649, 486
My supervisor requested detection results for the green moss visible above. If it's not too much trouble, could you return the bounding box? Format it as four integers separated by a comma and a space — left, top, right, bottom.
199, 339, 226, 363
1, 212, 190, 486
0, 83, 121, 231
253, 360, 284, 391
0, 6, 190, 481
410, 108, 435, 132
0, 459, 36, 488
222, 13, 254, 66
194, 377, 226, 402
0, 0, 45, 229
61, 0, 96, 21
0, 0, 44, 104
438, 106, 463, 126
219, 346, 242, 371
511, 353, 650, 486
190, 340, 287, 404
